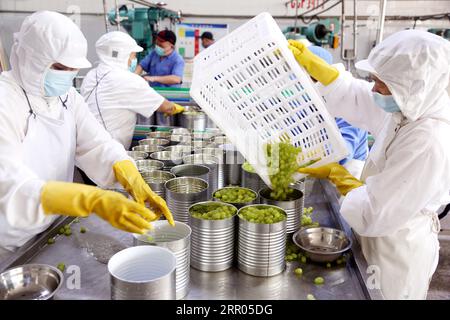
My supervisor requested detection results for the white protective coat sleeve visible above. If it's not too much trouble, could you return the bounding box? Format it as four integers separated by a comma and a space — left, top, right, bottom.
341, 122, 448, 237
317, 65, 388, 139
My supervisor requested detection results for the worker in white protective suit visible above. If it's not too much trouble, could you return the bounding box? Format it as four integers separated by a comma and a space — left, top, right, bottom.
0, 11, 174, 258
289, 30, 450, 299
81, 31, 184, 150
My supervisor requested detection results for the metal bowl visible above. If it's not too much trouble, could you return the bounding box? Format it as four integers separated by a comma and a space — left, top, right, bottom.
127, 151, 148, 160
0, 264, 63, 300
135, 159, 165, 172
139, 138, 170, 147
170, 134, 191, 145
132, 145, 164, 154
292, 227, 352, 263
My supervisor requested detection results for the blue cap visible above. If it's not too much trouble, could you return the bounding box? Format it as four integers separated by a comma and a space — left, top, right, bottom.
308, 46, 333, 64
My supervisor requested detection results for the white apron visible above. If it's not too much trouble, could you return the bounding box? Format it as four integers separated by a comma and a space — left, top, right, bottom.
357, 116, 442, 299
0, 92, 76, 257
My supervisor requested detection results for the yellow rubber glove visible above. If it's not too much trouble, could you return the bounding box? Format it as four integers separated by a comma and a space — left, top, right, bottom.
41, 182, 156, 234
113, 160, 175, 226
298, 163, 363, 196
164, 103, 184, 117
288, 39, 339, 85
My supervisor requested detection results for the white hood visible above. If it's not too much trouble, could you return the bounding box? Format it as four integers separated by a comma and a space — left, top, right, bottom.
9, 11, 91, 97
95, 31, 143, 70
355, 30, 450, 122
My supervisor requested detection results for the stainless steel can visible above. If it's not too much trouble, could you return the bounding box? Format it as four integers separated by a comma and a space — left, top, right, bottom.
196, 148, 225, 189
139, 138, 170, 147
132, 145, 164, 155
164, 145, 193, 157
147, 131, 172, 139
219, 145, 244, 186
141, 170, 176, 200
127, 151, 148, 160
108, 246, 176, 300
212, 186, 258, 209
165, 177, 209, 224
133, 221, 191, 300
171, 128, 191, 135
179, 108, 207, 131
170, 164, 210, 186
182, 154, 219, 199
290, 178, 306, 211
188, 201, 237, 272
259, 187, 303, 234
241, 165, 267, 194
135, 159, 164, 173
150, 151, 184, 171
170, 134, 192, 146
237, 204, 287, 277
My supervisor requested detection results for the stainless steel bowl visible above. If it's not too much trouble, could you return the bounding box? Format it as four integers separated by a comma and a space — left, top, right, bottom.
170, 134, 191, 145
127, 151, 149, 160
139, 138, 170, 147
0, 264, 63, 300
150, 151, 184, 170
164, 145, 193, 156
132, 144, 164, 154
292, 227, 352, 263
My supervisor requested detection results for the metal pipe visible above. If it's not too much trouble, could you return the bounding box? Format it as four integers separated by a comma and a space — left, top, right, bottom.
114, 0, 120, 31
102, 0, 110, 32
376, 0, 388, 44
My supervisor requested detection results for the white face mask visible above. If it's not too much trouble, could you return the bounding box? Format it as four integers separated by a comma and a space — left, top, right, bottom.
44, 68, 78, 97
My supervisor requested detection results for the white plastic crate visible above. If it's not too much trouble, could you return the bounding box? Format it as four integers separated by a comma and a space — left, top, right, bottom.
190, 12, 348, 187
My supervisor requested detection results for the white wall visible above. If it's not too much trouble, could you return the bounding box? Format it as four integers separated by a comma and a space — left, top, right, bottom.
1, 0, 449, 75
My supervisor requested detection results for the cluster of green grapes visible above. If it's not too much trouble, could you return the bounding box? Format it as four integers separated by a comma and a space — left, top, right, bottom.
239, 206, 286, 224
190, 203, 237, 220
242, 162, 256, 173
285, 241, 308, 264
301, 206, 320, 227
266, 142, 301, 201
213, 187, 256, 203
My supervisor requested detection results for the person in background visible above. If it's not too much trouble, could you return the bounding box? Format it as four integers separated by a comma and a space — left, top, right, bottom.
200, 31, 215, 49
289, 30, 450, 299
308, 45, 368, 179
81, 31, 184, 150
134, 30, 185, 88
0, 11, 174, 258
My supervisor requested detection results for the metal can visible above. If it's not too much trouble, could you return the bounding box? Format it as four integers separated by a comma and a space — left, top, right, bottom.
135, 159, 164, 173
139, 138, 170, 147
131, 144, 164, 155
195, 148, 225, 189
147, 131, 172, 139
170, 164, 210, 187
141, 170, 176, 200
133, 221, 191, 300
170, 134, 192, 146
237, 204, 287, 277
165, 177, 209, 224
189, 201, 237, 272
108, 246, 176, 300
179, 108, 207, 131
150, 151, 184, 171
290, 178, 306, 212
164, 145, 193, 157
127, 151, 148, 160
259, 187, 303, 234
182, 154, 219, 199
241, 165, 267, 194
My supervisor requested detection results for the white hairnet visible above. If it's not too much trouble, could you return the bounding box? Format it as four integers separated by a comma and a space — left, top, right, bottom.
95, 31, 143, 69
9, 11, 91, 96
356, 30, 450, 121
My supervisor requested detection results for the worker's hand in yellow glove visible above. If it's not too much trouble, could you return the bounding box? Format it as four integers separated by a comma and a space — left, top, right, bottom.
298, 163, 363, 196
287, 39, 339, 85
113, 160, 175, 226
41, 182, 156, 234
164, 103, 184, 117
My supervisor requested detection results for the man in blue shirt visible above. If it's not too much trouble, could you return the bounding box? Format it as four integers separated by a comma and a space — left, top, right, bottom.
308, 45, 368, 179
135, 30, 185, 88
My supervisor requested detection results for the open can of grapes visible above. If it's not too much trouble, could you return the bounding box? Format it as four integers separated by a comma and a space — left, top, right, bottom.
212, 186, 258, 209
259, 187, 304, 234
188, 201, 237, 272
237, 204, 287, 277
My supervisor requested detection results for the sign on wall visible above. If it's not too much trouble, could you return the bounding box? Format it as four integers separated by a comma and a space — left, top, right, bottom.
176, 23, 229, 58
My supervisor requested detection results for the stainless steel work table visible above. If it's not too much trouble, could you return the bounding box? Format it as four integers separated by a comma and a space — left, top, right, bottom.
0, 179, 383, 300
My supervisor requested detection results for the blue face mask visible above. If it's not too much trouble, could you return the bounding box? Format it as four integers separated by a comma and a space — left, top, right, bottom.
129, 58, 137, 72
372, 92, 401, 113
154, 45, 166, 56
44, 68, 78, 97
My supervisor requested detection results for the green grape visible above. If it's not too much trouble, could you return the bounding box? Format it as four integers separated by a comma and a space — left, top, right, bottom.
213, 187, 256, 203
58, 228, 65, 235
307, 294, 316, 300
64, 229, 72, 236
57, 263, 65, 272
190, 203, 237, 220
326, 262, 331, 268
80, 227, 87, 234
294, 268, 303, 276
301, 256, 307, 264
47, 238, 55, 245
314, 277, 325, 285
242, 162, 256, 173
265, 142, 302, 201
239, 206, 286, 224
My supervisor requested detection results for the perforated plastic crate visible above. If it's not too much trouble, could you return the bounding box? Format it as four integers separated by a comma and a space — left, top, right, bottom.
190, 12, 348, 187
